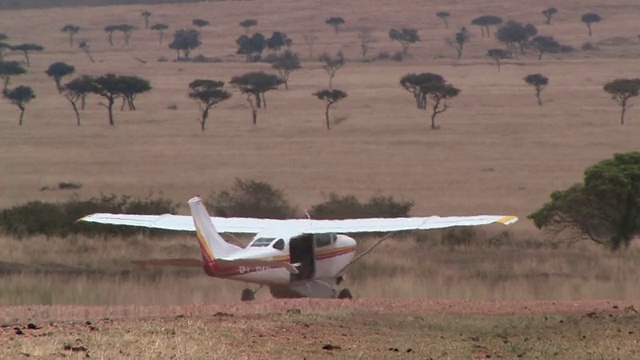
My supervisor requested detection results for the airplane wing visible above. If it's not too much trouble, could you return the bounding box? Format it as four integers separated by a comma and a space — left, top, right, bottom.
79, 213, 517, 234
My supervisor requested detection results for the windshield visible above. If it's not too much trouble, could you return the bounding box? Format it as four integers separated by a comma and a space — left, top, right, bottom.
250, 237, 275, 247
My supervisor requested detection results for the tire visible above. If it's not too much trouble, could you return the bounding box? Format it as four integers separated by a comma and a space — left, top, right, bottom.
241, 288, 255, 301
337, 288, 353, 300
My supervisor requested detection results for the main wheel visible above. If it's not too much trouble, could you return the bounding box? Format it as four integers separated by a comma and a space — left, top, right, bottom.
337, 288, 353, 300
241, 288, 255, 301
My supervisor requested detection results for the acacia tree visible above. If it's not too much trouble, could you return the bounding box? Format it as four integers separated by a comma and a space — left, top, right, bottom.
192, 18, 210, 38
581, 12, 602, 37
89, 74, 150, 125
0, 42, 10, 61
495, 20, 537, 57
529, 152, 640, 250
325, 17, 345, 34
61, 24, 80, 47
169, 28, 201, 60
530, 35, 561, 60
272, 50, 301, 89
141, 11, 152, 28
151, 23, 169, 44
236, 33, 266, 62
119, 24, 135, 46
603, 78, 640, 125
119, 75, 152, 111
12, 43, 43, 67
486, 48, 509, 71
436, 11, 451, 28
239, 19, 258, 34
230, 72, 283, 125
471, 15, 503, 38
542, 7, 558, 25
266, 31, 292, 55
357, 28, 374, 60
313, 89, 347, 130
389, 28, 420, 57
188, 79, 232, 131
61, 76, 95, 126
78, 41, 94, 63
400, 73, 460, 129
105, 25, 119, 46
319, 51, 345, 88
0, 61, 26, 90
446, 27, 470, 59
3, 85, 35, 126
45, 62, 75, 92
524, 73, 549, 106
302, 33, 318, 60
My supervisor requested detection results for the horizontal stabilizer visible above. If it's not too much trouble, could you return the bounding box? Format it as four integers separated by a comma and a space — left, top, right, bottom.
132, 258, 203, 269
216, 258, 299, 274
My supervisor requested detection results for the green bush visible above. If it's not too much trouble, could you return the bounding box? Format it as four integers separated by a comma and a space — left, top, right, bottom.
0, 194, 177, 238
206, 178, 297, 219
309, 193, 414, 219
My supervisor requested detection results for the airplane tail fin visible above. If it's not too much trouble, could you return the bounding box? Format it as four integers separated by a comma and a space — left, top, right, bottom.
188, 196, 241, 262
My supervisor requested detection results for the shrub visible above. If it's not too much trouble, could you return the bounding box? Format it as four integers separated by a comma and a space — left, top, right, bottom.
581, 42, 596, 51
309, 193, 414, 219
0, 194, 177, 238
375, 51, 390, 60
440, 226, 478, 247
391, 51, 405, 62
206, 178, 297, 219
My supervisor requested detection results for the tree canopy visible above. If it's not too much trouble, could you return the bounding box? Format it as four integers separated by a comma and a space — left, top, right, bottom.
530, 35, 561, 60
89, 74, 151, 125
0, 60, 26, 90
271, 50, 301, 89
188, 79, 232, 131
230, 71, 283, 125
3, 85, 35, 125
436, 11, 451, 28
581, 12, 602, 37
150, 23, 169, 44
495, 20, 537, 57
446, 27, 470, 59
325, 17, 345, 34
388, 28, 420, 57
313, 89, 347, 130
471, 15, 503, 38
266, 31, 292, 54
523, 73, 549, 106
487, 48, 509, 71
319, 51, 345, 88
141, 11, 151, 28
207, 178, 296, 219
236, 33, 266, 62
60, 24, 80, 47
529, 152, 640, 250
11, 43, 43, 67
192, 18, 210, 37
62, 76, 95, 126
400, 72, 460, 129
45, 62, 75, 92
169, 28, 201, 60
542, 7, 558, 25
603, 78, 640, 125
239, 19, 258, 33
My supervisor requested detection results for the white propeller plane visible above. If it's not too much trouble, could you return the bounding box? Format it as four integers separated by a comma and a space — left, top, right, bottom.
79, 197, 517, 300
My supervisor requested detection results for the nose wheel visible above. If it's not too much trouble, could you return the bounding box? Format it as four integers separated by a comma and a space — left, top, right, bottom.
337, 288, 353, 299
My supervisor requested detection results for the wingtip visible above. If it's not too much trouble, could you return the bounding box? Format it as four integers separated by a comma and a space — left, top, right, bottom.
76, 215, 91, 223
496, 215, 518, 225
188, 196, 203, 204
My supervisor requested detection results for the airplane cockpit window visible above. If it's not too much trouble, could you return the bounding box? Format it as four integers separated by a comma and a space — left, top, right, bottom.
272, 239, 285, 250
250, 237, 275, 247
314, 233, 333, 248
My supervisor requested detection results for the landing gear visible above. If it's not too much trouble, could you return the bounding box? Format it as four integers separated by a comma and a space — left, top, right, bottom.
241, 288, 255, 301
337, 288, 353, 300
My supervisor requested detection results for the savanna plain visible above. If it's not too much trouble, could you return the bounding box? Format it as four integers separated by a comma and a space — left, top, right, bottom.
1, 0, 640, 358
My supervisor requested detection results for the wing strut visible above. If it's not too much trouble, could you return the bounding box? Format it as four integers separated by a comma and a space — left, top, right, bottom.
338, 232, 397, 276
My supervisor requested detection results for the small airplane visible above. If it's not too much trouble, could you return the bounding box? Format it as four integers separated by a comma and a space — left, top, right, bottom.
79, 196, 518, 301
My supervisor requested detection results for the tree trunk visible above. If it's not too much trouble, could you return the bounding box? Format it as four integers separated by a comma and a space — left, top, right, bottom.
246, 94, 257, 125
587, 23, 592, 37
536, 87, 543, 106
107, 97, 115, 125
23, 51, 30, 67
69, 34, 74, 48
328, 74, 334, 89
201, 107, 209, 131
81, 94, 86, 110
325, 102, 331, 130
70, 100, 81, 126
621, 102, 626, 125
108, 32, 113, 46
159, 31, 164, 44
443, 18, 448, 28
83, 49, 94, 63
18, 105, 25, 126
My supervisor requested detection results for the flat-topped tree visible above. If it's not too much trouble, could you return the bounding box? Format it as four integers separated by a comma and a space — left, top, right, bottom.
118, 75, 151, 111
78, 41, 94, 63
45, 62, 75, 92
542, 7, 558, 25
105, 24, 119, 46
230, 71, 283, 125
496, 20, 537, 58
3, 85, 35, 126
0, 60, 26, 90
151, 23, 169, 44
89, 74, 150, 126
62, 76, 95, 126
188, 79, 232, 131
239, 19, 257, 34
400, 72, 459, 129
400, 72, 444, 109
118, 24, 135, 46
236, 33, 266, 62
12, 43, 43, 67
524, 73, 549, 106
0, 42, 10, 61
319, 51, 345, 88
141, 11, 151, 29
169, 29, 201, 60
530, 36, 561, 60
313, 89, 347, 130
487, 48, 509, 71
389, 28, 420, 57
436, 11, 451, 28
471, 15, 503, 38
272, 50, 301, 90
192, 18, 210, 38
581, 12, 602, 37
325, 17, 345, 34
446, 26, 470, 59
61, 24, 80, 47
603, 78, 640, 125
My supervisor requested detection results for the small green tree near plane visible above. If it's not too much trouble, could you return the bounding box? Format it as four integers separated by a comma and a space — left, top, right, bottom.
188, 79, 232, 131
529, 152, 640, 250
603, 78, 640, 125
3, 85, 35, 126
313, 88, 347, 130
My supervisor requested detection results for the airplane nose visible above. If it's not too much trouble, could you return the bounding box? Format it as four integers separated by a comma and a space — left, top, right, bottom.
343, 235, 356, 248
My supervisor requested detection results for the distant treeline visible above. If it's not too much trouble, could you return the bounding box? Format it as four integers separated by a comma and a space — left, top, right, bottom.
0, 0, 234, 10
